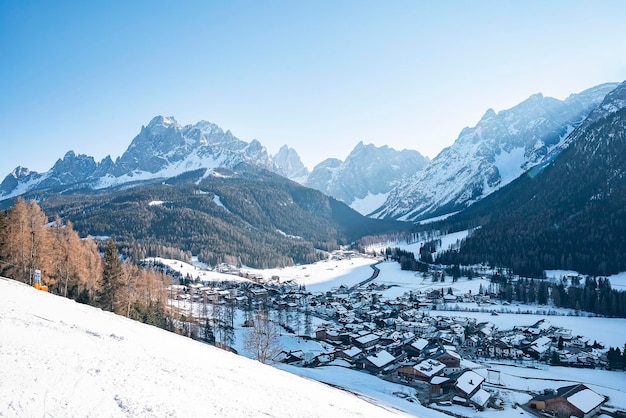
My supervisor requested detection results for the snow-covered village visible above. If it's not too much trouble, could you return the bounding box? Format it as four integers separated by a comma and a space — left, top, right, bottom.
143, 242, 626, 418
4, 3, 626, 417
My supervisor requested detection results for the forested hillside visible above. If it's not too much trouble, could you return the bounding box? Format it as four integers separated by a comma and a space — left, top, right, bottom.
32, 167, 406, 268
435, 89, 626, 277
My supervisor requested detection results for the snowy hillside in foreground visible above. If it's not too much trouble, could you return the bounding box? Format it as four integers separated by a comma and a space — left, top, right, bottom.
0, 278, 408, 418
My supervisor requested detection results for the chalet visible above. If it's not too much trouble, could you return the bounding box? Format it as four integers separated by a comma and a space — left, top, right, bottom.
529, 384, 605, 418
470, 388, 491, 410
454, 370, 486, 401
276, 350, 306, 366
397, 359, 445, 382
443, 294, 458, 303
405, 337, 429, 357
315, 328, 341, 343
432, 350, 462, 375
430, 376, 453, 395
361, 350, 396, 374
337, 346, 363, 363
483, 339, 519, 358
354, 333, 380, 349
527, 336, 552, 358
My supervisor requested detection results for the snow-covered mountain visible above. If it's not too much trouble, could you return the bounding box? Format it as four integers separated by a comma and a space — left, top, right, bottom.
0, 277, 406, 417
304, 142, 429, 215
0, 116, 291, 201
371, 82, 619, 222
436, 81, 626, 276
272, 144, 309, 182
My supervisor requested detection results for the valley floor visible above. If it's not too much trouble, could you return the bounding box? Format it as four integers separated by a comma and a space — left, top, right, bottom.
174, 254, 626, 417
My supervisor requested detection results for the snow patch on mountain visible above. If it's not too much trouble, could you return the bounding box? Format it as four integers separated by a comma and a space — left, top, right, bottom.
351, 192, 390, 216
493, 146, 526, 187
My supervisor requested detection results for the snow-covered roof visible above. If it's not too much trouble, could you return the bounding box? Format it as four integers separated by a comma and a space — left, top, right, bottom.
567, 388, 604, 413
470, 388, 490, 407
355, 333, 379, 345
455, 370, 484, 395
343, 347, 362, 358
411, 338, 428, 351
430, 376, 450, 385
366, 350, 395, 368
413, 359, 445, 377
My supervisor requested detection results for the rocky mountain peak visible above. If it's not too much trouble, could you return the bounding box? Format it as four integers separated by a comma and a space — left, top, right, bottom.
304, 143, 428, 214
373, 82, 619, 222
272, 145, 309, 181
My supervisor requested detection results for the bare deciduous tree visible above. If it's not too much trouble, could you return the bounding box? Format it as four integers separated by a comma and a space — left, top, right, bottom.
243, 310, 282, 364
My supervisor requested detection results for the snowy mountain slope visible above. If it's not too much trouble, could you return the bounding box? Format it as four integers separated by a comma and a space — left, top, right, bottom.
304, 141, 428, 215
0, 277, 407, 418
372, 82, 619, 221
433, 81, 626, 276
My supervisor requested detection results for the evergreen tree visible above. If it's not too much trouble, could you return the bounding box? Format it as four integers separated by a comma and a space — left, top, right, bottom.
99, 239, 124, 314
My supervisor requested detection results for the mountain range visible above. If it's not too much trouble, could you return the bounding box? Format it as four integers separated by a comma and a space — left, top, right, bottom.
304, 142, 429, 215
371, 82, 619, 221
2, 80, 625, 275
0, 116, 422, 216
0, 116, 280, 200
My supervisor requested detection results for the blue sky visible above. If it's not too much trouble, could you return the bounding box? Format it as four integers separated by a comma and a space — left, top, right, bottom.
1, 0, 625, 177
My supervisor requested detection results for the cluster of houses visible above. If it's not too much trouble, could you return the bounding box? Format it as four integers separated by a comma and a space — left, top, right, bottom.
164, 257, 612, 417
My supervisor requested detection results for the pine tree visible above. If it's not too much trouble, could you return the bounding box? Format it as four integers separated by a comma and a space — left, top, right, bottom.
99, 239, 124, 314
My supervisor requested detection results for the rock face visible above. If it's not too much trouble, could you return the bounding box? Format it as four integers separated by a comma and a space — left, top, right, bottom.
372, 82, 619, 222
304, 142, 429, 215
272, 145, 309, 182
0, 116, 282, 200
108, 116, 277, 179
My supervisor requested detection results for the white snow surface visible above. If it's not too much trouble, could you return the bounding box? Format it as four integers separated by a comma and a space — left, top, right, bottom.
367, 350, 395, 368
567, 388, 605, 414
492, 146, 525, 187
350, 192, 389, 216
0, 278, 408, 418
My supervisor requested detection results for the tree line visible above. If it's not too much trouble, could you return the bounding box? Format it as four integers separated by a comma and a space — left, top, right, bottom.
0, 197, 171, 327
491, 273, 626, 318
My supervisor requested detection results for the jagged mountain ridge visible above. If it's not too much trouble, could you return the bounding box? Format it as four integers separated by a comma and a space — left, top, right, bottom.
435, 80, 626, 276
0, 116, 285, 201
372, 82, 619, 222
304, 141, 429, 215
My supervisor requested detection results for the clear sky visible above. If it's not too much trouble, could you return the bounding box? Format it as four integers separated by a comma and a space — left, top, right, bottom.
1, 0, 625, 177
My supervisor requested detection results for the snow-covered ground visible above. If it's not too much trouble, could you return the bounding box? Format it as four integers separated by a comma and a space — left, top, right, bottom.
143, 249, 626, 416
6, 246, 621, 417
0, 277, 411, 418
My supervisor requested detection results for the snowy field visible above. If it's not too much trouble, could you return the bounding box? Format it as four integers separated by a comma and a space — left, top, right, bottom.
0, 278, 410, 418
